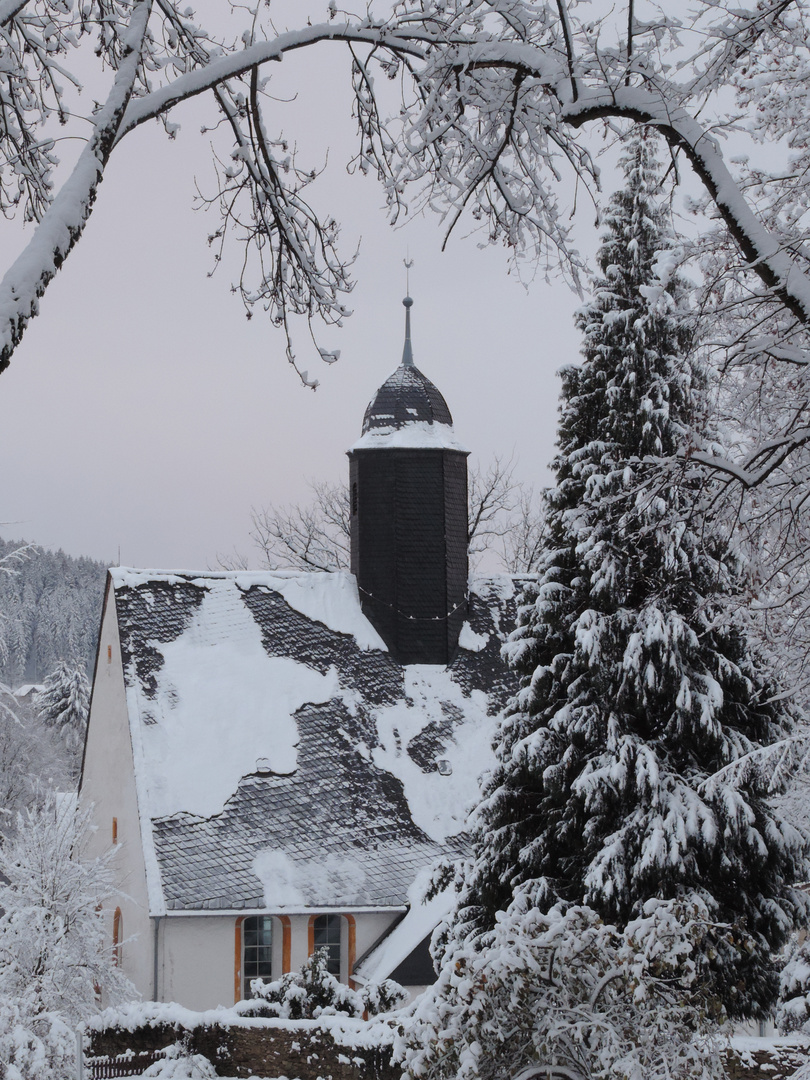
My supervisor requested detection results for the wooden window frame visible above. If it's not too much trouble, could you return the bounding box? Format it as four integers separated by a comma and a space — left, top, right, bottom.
234, 915, 291, 1004
307, 914, 356, 985
112, 907, 123, 967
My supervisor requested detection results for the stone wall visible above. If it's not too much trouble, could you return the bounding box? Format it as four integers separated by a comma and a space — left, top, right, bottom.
87, 1017, 401, 1080
724, 1039, 810, 1080
88, 1017, 810, 1080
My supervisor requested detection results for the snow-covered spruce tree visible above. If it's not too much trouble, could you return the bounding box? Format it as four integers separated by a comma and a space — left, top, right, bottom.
455, 136, 807, 1022
36, 659, 90, 774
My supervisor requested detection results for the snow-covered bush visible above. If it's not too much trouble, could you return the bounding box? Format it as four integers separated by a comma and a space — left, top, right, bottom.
359, 977, 409, 1017
0, 796, 132, 1022
778, 938, 810, 1033
238, 948, 406, 1019
140, 1042, 219, 1079
0, 994, 77, 1080
400, 892, 722, 1080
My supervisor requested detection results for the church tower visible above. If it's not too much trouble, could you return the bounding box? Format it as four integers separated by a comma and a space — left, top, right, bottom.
348, 297, 469, 665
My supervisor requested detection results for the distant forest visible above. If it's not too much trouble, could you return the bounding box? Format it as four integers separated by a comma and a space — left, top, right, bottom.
0, 538, 107, 687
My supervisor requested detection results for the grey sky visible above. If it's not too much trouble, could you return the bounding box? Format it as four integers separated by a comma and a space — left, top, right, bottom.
0, 10, 584, 570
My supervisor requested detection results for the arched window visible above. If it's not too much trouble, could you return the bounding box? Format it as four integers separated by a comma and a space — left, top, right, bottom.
112, 907, 123, 967
242, 915, 273, 999
312, 914, 341, 977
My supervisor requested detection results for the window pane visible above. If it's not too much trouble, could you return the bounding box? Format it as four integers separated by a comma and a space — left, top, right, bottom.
243, 916, 273, 999
313, 915, 341, 976
313, 913, 341, 945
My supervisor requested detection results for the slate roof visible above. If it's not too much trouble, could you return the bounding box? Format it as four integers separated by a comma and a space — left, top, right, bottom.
362, 363, 454, 433
110, 569, 526, 914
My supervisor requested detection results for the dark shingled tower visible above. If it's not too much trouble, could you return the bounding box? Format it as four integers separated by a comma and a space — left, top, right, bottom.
348, 297, 469, 665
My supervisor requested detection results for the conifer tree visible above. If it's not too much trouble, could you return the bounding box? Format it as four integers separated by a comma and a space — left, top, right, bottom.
456, 135, 807, 1020
36, 659, 90, 767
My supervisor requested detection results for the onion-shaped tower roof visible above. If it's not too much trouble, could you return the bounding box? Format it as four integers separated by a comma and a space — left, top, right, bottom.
361, 298, 453, 434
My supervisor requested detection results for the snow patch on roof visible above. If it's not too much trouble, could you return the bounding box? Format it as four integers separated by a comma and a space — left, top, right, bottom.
252, 848, 368, 908
459, 622, 489, 652
470, 575, 517, 602
251, 571, 387, 652
108, 568, 526, 912
111, 568, 387, 653
132, 580, 339, 818
350, 420, 469, 452
371, 666, 495, 843
13, 683, 43, 698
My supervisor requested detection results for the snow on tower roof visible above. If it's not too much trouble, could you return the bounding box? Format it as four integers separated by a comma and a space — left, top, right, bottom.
106, 568, 527, 915
361, 363, 455, 434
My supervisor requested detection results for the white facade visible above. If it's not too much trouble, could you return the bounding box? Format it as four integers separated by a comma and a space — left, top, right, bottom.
80, 584, 154, 1003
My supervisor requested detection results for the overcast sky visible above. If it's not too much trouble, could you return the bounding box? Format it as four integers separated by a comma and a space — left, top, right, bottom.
0, 11, 589, 571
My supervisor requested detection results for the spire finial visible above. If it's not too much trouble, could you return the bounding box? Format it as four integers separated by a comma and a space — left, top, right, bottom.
401, 293, 414, 367
402, 256, 415, 367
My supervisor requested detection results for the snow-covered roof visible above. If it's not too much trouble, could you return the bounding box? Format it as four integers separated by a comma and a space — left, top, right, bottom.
353, 873, 455, 985
108, 569, 526, 916
13, 683, 43, 698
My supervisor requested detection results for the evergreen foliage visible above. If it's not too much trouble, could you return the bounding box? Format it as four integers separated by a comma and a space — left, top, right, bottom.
36, 659, 91, 763
0, 537, 106, 687
777, 937, 810, 1033
455, 135, 807, 1020
0, 682, 68, 821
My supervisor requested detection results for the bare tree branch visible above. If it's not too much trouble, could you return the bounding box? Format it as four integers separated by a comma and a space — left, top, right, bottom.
247, 460, 542, 574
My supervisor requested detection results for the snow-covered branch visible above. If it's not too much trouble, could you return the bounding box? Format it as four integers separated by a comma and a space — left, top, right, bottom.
114, 23, 429, 142
0, 0, 31, 28
2, 0, 810, 403
400, 897, 724, 1080
0, 0, 153, 370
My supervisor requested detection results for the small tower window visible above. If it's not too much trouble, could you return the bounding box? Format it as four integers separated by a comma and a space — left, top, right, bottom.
312, 914, 341, 976
351, 482, 358, 516
242, 915, 273, 998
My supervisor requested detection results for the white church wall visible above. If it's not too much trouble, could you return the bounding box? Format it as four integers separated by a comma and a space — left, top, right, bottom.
148, 910, 411, 1011
160, 915, 237, 1009
79, 584, 154, 1003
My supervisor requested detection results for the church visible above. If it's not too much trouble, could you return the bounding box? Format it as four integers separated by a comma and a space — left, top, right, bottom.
79, 299, 528, 1010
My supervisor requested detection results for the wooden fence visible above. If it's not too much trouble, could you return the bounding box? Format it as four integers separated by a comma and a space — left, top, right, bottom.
85, 1049, 166, 1078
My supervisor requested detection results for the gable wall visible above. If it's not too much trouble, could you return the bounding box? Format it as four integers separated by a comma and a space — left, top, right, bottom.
79, 583, 154, 1001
